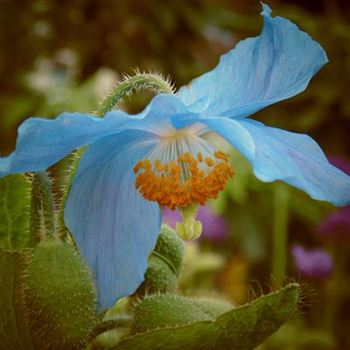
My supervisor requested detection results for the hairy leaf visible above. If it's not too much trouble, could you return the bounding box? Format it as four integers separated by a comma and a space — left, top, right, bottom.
108, 284, 299, 350
0, 175, 32, 251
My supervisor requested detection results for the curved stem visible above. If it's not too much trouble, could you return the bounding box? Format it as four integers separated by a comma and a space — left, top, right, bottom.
57, 148, 85, 240
30, 171, 56, 241
96, 72, 175, 117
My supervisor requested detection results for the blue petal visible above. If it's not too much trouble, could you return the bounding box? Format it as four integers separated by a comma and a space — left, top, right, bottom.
104, 93, 196, 136
177, 3, 328, 118
64, 129, 161, 310
0, 112, 129, 177
199, 117, 350, 206
0, 94, 196, 179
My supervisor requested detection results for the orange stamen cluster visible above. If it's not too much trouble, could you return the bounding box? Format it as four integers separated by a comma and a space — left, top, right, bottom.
134, 151, 235, 209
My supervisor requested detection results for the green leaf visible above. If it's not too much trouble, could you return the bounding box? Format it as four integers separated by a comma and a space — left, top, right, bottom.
0, 175, 32, 251
132, 294, 214, 334
0, 250, 34, 350
109, 284, 299, 350
214, 283, 299, 350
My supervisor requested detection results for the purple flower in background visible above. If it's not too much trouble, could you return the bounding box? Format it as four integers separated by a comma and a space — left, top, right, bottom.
291, 245, 333, 278
163, 206, 228, 242
318, 206, 350, 240
162, 207, 181, 229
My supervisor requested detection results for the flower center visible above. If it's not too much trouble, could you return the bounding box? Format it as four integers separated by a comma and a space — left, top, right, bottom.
133, 134, 234, 210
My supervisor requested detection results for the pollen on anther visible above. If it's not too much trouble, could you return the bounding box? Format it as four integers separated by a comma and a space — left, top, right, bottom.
134, 150, 235, 209
214, 150, 229, 161
204, 157, 215, 167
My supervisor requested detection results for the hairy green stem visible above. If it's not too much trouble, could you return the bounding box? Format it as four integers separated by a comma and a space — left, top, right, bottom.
272, 184, 289, 284
56, 149, 84, 240
96, 72, 175, 117
30, 171, 56, 241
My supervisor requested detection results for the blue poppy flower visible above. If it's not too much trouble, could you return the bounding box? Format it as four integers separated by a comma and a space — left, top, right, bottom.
1, 4, 350, 310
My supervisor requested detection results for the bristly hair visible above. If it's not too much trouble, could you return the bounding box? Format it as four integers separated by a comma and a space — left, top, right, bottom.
95, 70, 175, 117
245, 275, 313, 319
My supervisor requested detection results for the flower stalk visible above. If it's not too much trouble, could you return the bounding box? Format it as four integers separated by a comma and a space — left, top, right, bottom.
96, 71, 175, 117
30, 171, 56, 241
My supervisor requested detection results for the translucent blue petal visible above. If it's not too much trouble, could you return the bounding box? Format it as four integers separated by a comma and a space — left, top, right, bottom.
0, 94, 197, 179
0, 112, 128, 177
64, 129, 161, 310
177, 3, 328, 118
200, 117, 350, 206
104, 93, 195, 136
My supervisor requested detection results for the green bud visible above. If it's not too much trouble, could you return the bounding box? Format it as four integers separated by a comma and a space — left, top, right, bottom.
154, 224, 184, 276
22, 238, 96, 349
136, 255, 177, 296
135, 225, 184, 297
132, 294, 214, 334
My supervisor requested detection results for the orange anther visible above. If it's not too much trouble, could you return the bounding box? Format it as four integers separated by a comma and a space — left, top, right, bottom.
155, 159, 163, 171
214, 151, 229, 161
134, 151, 234, 209
133, 161, 143, 173
204, 157, 215, 167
